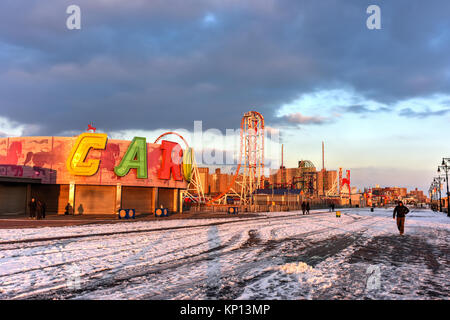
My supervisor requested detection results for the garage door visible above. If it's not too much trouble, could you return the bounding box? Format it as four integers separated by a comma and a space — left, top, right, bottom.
122, 186, 154, 214
0, 183, 27, 216
31, 184, 69, 214
75, 185, 116, 214
158, 188, 178, 212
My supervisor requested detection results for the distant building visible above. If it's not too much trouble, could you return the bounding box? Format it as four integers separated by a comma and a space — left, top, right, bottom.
407, 188, 427, 204
365, 186, 427, 206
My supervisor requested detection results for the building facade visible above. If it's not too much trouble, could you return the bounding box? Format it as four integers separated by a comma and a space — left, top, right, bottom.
0, 135, 187, 216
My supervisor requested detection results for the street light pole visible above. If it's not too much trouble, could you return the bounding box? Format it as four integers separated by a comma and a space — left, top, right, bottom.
434, 176, 445, 212
438, 158, 450, 217
428, 186, 433, 209
430, 182, 438, 211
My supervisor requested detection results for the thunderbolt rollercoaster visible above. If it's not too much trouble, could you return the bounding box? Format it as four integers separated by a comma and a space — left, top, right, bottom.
207, 111, 265, 208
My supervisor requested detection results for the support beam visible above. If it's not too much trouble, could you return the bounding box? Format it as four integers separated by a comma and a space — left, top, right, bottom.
115, 183, 122, 213
69, 182, 75, 215
26, 184, 31, 216
153, 187, 158, 211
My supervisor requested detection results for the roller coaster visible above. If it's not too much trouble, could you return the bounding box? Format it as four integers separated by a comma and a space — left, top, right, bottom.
156, 111, 265, 208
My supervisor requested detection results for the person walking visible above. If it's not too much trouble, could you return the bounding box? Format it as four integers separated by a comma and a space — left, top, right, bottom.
331, 203, 335, 212
64, 203, 73, 215
37, 200, 46, 219
306, 201, 310, 215
393, 201, 409, 235
301, 201, 306, 215
41, 201, 46, 219
36, 200, 43, 220
28, 197, 37, 219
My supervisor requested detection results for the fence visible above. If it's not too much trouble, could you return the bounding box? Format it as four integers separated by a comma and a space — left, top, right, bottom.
185, 193, 356, 213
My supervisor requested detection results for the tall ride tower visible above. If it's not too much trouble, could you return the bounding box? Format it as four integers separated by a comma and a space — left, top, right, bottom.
240, 111, 265, 206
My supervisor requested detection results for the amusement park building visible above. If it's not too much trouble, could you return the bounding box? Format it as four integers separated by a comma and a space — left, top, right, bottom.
197, 167, 242, 196
269, 160, 317, 190
268, 160, 338, 197
0, 135, 187, 216
317, 170, 338, 196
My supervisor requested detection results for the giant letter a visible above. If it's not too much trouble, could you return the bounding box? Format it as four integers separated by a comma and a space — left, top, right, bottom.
114, 137, 148, 178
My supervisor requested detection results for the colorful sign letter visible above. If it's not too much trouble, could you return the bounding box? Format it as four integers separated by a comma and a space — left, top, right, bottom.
66, 133, 108, 176
114, 137, 148, 179
159, 140, 183, 181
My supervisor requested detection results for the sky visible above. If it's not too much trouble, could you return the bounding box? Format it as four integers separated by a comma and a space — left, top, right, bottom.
0, 0, 449, 193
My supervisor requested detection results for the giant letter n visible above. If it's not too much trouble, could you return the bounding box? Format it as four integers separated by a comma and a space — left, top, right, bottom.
66, 133, 108, 176
159, 140, 183, 181
114, 137, 148, 179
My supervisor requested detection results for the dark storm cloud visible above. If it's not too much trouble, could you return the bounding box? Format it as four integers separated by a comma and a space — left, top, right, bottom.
346, 105, 371, 114
1, 0, 450, 135
345, 105, 391, 114
398, 107, 450, 118
275, 112, 332, 125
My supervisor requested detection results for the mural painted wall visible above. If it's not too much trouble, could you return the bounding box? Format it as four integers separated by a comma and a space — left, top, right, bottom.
0, 136, 187, 188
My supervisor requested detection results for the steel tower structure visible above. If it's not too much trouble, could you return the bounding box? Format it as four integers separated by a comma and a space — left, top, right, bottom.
240, 111, 265, 206
207, 111, 265, 207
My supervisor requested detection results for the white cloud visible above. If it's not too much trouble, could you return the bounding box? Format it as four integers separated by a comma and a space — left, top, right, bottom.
0, 116, 35, 137
202, 12, 218, 26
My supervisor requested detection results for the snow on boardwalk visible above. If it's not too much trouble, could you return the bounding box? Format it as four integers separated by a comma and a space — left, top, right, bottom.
0, 208, 448, 300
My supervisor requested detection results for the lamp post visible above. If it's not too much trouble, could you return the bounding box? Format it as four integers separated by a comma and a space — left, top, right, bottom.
434, 176, 445, 212
438, 158, 450, 217
428, 186, 434, 209
430, 181, 438, 211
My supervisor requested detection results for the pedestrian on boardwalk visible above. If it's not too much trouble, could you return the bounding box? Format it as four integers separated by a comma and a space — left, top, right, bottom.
37, 200, 46, 219
41, 201, 46, 219
301, 201, 306, 215
28, 197, 37, 219
64, 203, 73, 215
36, 200, 43, 220
306, 202, 310, 215
393, 201, 409, 235
331, 203, 335, 212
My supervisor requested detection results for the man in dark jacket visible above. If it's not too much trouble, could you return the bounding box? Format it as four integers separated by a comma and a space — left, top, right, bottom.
301, 201, 306, 215
393, 201, 409, 235
28, 197, 37, 219
41, 201, 46, 219
306, 202, 310, 215
37, 200, 46, 219
65, 203, 73, 215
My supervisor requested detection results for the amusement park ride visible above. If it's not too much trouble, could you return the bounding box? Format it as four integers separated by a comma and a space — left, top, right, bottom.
152, 131, 206, 205
158, 110, 352, 208
206, 111, 265, 207
325, 167, 352, 199
156, 111, 265, 209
